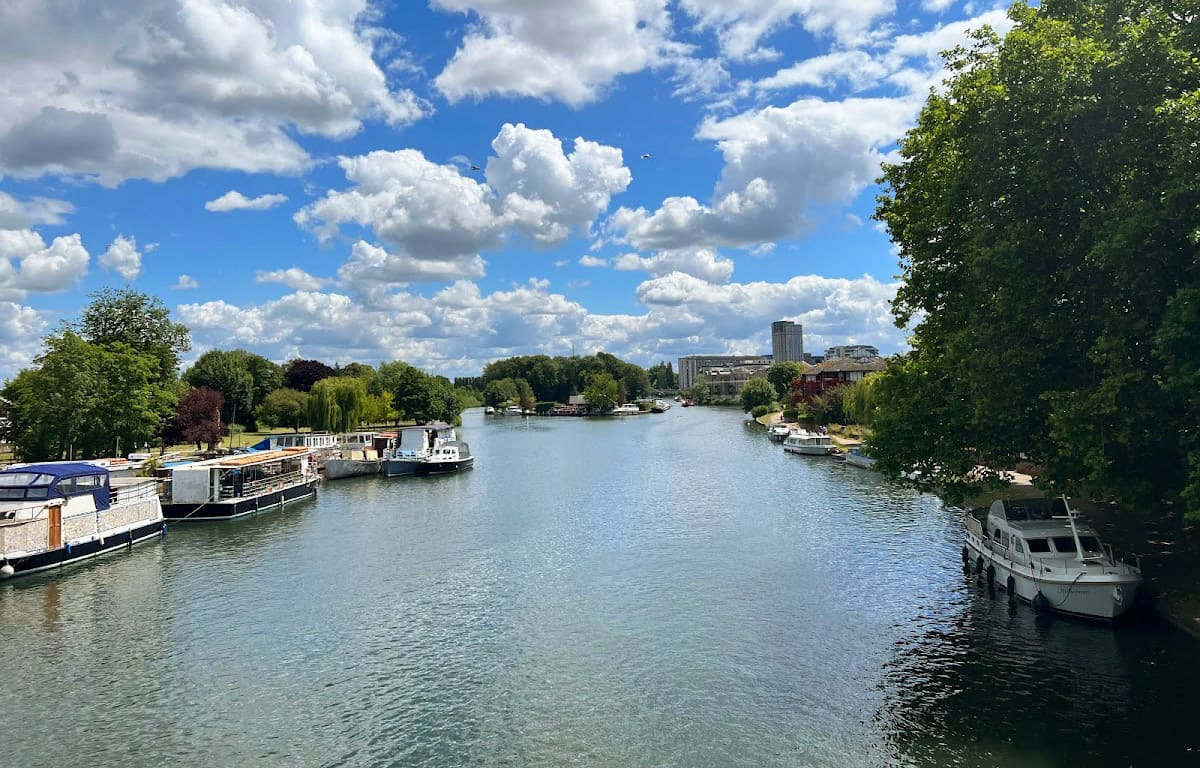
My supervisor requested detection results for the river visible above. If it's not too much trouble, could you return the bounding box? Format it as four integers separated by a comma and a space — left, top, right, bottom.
1, 407, 1196, 767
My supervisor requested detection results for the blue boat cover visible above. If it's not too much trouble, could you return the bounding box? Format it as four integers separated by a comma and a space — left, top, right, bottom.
1, 462, 111, 510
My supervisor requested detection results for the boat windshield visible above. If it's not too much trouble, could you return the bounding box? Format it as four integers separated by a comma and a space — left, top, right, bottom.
1050, 536, 1104, 556
1003, 498, 1069, 521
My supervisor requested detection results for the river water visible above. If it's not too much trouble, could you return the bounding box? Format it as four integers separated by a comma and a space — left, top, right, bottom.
1, 407, 1196, 767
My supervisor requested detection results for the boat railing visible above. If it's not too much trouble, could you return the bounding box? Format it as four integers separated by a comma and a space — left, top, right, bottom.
109, 480, 159, 505
220, 470, 308, 499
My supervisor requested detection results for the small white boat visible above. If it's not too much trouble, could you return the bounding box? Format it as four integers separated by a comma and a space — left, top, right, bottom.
612, 403, 640, 415
484, 406, 495, 415
0, 462, 164, 579
964, 497, 1142, 620
504, 405, 521, 415
783, 429, 835, 455
651, 399, 671, 413
383, 423, 457, 477
843, 445, 876, 469
767, 424, 791, 441
416, 440, 474, 475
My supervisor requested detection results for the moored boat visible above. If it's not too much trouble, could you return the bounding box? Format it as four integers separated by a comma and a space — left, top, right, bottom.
416, 440, 474, 475
651, 399, 672, 413
484, 406, 495, 414
767, 423, 792, 441
843, 445, 876, 469
161, 448, 319, 520
963, 497, 1142, 620
611, 403, 640, 415
382, 423, 457, 477
324, 432, 383, 480
0, 462, 164, 579
783, 429, 835, 455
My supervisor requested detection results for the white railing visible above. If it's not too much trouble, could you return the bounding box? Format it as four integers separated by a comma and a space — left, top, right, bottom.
219, 470, 309, 499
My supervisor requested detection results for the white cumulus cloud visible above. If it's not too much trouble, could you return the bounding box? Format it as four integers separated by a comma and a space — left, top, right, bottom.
0, 231, 90, 300
174, 274, 199, 290
679, 0, 896, 59
256, 267, 332, 291
0, 192, 74, 229
205, 190, 289, 212
99, 234, 142, 281
612, 247, 735, 283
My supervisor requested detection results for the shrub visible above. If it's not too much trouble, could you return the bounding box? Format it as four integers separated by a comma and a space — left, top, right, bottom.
782, 406, 799, 422
750, 404, 771, 418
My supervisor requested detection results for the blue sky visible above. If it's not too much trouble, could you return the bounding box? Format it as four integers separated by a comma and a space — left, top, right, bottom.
0, 0, 1014, 378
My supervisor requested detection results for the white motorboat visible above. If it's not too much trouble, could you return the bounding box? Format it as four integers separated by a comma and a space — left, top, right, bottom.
504, 405, 522, 415
783, 429, 835, 455
843, 445, 876, 469
963, 497, 1142, 620
612, 403, 641, 415
0, 462, 164, 579
382, 423, 457, 477
767, 424, 792, 441
484, 406, 495, 414
651, 399, 671, 413
416, 440, 474, 475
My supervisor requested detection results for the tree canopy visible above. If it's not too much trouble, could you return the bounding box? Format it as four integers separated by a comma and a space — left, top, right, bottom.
256, 388, 311, 432
739, 378, 777, 414
766, 362, 806, 398
75, 287, 191, 383
871, 0, 1200, 516
583, 372, 619, 412
283, 358, 337, 392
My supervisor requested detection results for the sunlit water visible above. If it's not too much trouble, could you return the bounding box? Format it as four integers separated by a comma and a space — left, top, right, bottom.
1, 407, 1196, 767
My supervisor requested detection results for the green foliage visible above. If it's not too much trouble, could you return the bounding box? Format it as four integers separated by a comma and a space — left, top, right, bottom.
376, 362, 462, 425
782, 406, 800, 422
255, 388, 311, 432
739, 377, 777, 413
184, 350, 255, 427
481, 352, 650, 402
75, 287, 191, 383
482, 378, 518, 407
840, 374, 880, 426
647, 361, 677, 389
455, 387, 482, 410
750, 404, 772, 419
308, 377, 369, 433
3, 332, 173, 460
516, 379, 536, 412
872, 0, 1200, 513
807, 390, 845, 426
681, 383, 710, 405
583, 371, 619, 412
766, 362, 806, 398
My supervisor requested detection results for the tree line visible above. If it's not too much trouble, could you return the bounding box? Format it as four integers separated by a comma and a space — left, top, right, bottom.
478, 353, 675, 410
0, 289, 477, 459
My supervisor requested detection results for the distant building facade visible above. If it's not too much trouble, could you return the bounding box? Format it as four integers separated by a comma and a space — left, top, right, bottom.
697, 365, 771, 399
824, 345, 880, 362
678, 355, 773, 389
798, 357, 888, 398
771, 320, 804, 363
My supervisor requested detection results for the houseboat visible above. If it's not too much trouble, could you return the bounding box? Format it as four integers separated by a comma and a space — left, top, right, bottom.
324, 431, 383, 480
161, 448, 319, 520
0, 462, 164, 579
964, 497, 1142, 620
783, 430, 835, 455
247, 432, 339, 456
382, 423, 457, 477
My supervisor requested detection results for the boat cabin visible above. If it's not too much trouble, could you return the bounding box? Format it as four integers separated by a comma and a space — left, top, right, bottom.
0, 463, 112, 520
166, 448, 315, 504
248, 432, 338, 453
974, 498, 1110, 563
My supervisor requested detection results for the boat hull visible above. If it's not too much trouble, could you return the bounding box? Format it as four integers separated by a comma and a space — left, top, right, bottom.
2, 519, 165, 579
843, 454, 876, 469
415, 457, 474, 476
783, 444, 835, 456
324, 458, 381, 480
964, 536, 1141, 620
382, 459, 421, 477
162, 479, 319, 521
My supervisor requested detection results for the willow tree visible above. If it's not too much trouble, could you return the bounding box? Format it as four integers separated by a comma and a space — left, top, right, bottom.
872, 0, 1200, 516
308, 377, 368, 433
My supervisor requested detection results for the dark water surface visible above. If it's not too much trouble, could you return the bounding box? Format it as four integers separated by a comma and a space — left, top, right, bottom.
2, 407, 1196, 767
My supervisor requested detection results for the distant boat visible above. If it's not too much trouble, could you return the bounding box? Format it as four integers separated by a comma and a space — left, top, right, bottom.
651, 399, 671, 413
484, 406, 495, 414
504, 405, 521, 415
416, 439, 474, 475
611, 403, 640, 415
783, 430, 835, 456
325, 432, 382, 480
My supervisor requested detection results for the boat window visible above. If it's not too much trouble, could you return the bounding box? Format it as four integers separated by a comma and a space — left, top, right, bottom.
1051, 537, 1079, 555
1012, 539, 1025, 554
0, 472, 54, 487
1026, 538, 1051, 553
1078, 536, 1103, 553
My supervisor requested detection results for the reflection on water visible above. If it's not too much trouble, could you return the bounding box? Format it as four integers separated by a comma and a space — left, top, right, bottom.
0, 407, 1195, 767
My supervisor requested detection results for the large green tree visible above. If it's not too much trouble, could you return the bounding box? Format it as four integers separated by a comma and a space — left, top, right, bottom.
256, 388, 311, 431
739, 378, 777, 413
184, 350, 254, 428
766, 362, 806, 398
872, 0, 1200, 515
308, 377, 369, 433
583, 372, 619, 412
75, 287, 191, 383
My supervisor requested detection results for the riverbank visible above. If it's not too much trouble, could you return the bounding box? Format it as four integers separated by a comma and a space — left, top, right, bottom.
750, 410, 1200, 637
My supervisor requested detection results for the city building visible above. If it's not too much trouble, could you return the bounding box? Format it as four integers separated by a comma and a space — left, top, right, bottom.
678, 355, 773, 389
697, 365, 772, 399
798, 357, 888, 398
771, 320, 804, 363
824, 345, 880, 362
